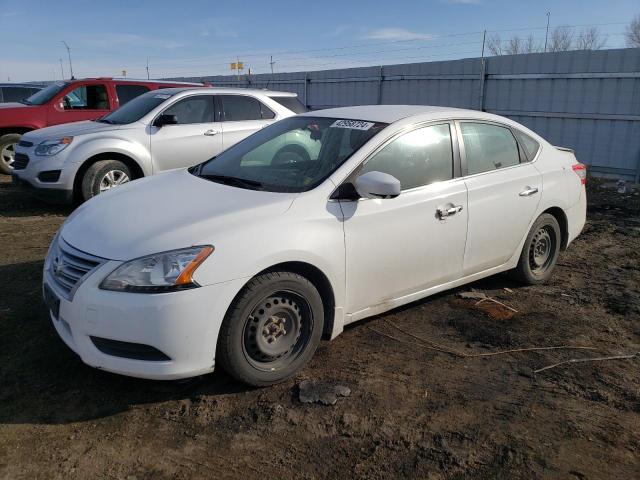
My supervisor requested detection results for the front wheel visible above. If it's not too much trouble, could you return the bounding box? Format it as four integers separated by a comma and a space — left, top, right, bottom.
511, 213, 561, 284
217, 272, 324, 386
0, 133, 22, 174
81, 160, 132, 201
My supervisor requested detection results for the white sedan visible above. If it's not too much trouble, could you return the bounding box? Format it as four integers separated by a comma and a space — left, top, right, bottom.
43, 105, 586, 385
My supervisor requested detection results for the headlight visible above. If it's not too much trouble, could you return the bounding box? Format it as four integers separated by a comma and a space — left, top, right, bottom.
35, 136, 73, 156
100, 246, 214, 293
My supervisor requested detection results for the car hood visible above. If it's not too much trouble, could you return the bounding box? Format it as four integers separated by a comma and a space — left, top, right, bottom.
23, 120, 122, 143
61, 169, 297, 261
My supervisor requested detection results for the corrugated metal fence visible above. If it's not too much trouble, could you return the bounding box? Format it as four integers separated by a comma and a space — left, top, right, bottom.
170, 48, 640, 180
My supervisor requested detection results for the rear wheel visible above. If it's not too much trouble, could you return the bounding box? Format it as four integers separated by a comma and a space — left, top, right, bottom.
0, 133, 22, 174
81, 160, 131, 201
217, 272, 324, 386
511, 213, 561, 284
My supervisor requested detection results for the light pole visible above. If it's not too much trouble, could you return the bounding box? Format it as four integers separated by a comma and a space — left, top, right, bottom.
61, 40, 74, 79
544, 12, 551, 52
59, 58, 65, 79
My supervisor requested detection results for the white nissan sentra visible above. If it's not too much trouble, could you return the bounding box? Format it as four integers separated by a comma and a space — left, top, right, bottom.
44, 105, 586, 386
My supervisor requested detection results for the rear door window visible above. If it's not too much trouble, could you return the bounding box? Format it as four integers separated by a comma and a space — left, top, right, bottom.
220, 95, 263, 121
116, 84, 150, 105
460, 122, 521, 175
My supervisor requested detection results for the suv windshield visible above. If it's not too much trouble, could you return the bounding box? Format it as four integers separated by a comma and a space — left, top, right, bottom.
22, 81, 67, 105
98, 91, 175, 124
194, 116, 387, 193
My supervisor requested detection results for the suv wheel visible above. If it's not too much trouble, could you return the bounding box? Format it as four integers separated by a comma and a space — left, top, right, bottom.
217, 272, 324, 386
81, 160, 132, 201
0, 133, 22, 174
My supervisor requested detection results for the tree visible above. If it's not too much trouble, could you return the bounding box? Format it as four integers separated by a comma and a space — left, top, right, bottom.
575, 27, 607, 50
548, 26, 574, 52
487, 33, 541, 56
626, 14, 640, 47
487, 34, 503, 56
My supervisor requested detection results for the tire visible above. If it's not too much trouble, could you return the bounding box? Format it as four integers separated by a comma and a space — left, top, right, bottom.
217, 271, 324, 386
511, 213, 561, 284
0, 133, 22, 175
80, 160, 132, 201
272, 145, 310, 165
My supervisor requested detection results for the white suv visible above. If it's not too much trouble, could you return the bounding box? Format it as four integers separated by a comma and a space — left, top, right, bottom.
11, 87, 306, 203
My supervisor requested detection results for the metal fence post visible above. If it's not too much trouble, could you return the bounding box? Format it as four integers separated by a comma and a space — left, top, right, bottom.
377, 65, 383, 104
479, 57, 487, 112
304, 72, 309, 109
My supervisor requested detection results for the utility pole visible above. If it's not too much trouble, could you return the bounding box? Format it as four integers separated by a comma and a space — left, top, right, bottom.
61, 40, 74, 79
237, 56, 241, 81
270, 55, 276, 75
146, 57, 150, 79
59, 58, 65, 79
544, 12, 551, 52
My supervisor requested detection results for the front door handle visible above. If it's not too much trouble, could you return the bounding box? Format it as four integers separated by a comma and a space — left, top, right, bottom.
436, 204, 463, 219
519, 186, 539, 197
204, 129, 221, 136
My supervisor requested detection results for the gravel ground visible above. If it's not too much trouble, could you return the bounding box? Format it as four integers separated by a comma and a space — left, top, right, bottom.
0, 176, 638, 479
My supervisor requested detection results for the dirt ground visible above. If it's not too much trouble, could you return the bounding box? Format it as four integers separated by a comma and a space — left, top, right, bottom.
0, 176, 638, 480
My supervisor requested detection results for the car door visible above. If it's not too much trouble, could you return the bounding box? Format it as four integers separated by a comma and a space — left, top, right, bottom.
457, 121, 542, 276
219, 95, 275, 149
339, 122, 468, 316
149, 94, 223, 173
48, 82, 111, 125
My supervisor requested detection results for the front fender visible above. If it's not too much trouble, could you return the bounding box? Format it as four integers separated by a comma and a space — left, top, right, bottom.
67, 137, 152, 176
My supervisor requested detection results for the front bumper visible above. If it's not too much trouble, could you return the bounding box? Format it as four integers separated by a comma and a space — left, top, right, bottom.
44, 261, 247, 380
11, 146, 76, 204
12, 173, 73, 204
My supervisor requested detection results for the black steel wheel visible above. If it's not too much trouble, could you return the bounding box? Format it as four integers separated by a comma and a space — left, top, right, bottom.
217, 272, 324, 386
512, 213, 561, 284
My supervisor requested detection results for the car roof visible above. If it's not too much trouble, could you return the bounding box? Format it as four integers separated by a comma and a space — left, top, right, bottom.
302, 105, 501, 124
154, 87, 297, 97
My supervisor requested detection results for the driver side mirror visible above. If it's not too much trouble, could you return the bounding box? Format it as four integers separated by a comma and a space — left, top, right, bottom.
153, 114, 178, 127
354, 171, 401, 199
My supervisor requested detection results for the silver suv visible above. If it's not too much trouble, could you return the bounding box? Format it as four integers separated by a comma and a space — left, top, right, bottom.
11, 87, 306, 203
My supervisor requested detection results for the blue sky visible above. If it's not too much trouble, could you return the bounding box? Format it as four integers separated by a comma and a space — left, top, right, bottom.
1, 0, 638, 82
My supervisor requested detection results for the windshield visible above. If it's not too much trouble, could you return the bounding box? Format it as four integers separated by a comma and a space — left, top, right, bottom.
98, 91, 175, 124
195, 116, 387, 193
22, 81, 67, 105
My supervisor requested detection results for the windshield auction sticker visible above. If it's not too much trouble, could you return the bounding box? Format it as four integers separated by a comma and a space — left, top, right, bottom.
330, 119, 374, 130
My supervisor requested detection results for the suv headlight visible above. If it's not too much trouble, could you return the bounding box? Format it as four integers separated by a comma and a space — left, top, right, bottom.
100, 246, 214, 293
35, 136, 73, 156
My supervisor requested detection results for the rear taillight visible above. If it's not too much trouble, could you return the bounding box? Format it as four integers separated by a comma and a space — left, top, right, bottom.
572, 163, 587, 185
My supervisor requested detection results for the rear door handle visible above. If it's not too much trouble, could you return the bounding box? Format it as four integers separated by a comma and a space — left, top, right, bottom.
436, 204, 463, 219
519, 186, 539, 197
204, 129, 221, 136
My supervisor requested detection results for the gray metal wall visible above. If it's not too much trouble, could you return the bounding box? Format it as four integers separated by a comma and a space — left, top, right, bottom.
171, 48, 640, 180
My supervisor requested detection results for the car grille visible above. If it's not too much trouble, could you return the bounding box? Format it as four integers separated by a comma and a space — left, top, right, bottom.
13, 153, 29, 170
18, 140, 34, 148
48, 237, 104, 299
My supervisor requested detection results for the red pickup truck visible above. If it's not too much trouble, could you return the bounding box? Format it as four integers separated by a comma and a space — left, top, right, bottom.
0, 77, 206, 174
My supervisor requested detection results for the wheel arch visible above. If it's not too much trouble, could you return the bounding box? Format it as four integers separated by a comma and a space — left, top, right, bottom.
230, 261, 337, 340
542, 206, 569, 250
0, 127, 34, 137
72, 152, 144, 202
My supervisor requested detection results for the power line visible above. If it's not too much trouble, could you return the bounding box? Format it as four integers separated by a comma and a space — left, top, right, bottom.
147, 20, 628, 67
